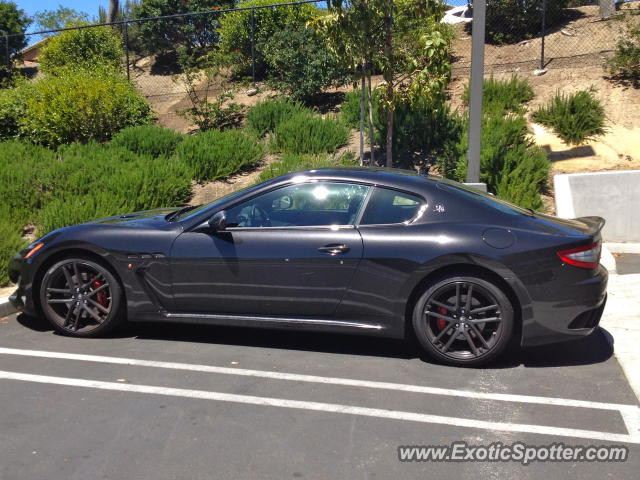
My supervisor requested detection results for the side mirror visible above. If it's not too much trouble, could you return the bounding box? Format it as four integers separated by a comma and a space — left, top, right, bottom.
208, 210, 227, 232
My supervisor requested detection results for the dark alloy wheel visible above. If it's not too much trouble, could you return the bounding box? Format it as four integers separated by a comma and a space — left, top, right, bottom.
39, 257, 124, 337
412, 275, 513, 366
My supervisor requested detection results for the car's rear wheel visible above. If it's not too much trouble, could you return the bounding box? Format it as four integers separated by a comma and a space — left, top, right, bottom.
412, 275, 513, 366
39, 257, 124, 337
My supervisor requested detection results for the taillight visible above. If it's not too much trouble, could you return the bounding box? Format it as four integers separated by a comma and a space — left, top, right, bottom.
557, 241, 601, 269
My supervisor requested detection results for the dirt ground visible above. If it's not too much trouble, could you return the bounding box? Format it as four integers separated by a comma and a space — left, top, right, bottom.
451, 5, 634, 72
450, 66, 640, 175
129, 4, 640, 205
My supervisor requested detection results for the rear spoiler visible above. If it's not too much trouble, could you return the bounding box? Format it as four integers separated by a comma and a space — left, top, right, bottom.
576, 216, 606, 236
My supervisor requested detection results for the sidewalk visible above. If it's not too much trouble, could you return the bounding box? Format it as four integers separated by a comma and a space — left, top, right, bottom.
600, 243, 640, 402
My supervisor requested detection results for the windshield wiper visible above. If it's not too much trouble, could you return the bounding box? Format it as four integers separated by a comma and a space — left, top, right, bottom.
166, 205, 198, 222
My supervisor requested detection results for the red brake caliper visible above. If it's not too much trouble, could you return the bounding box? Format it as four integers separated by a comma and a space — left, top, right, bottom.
436, 307, 448, 331
92, 280, 108, 307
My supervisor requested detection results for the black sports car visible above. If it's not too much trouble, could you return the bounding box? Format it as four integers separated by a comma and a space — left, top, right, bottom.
8, 168, 608, 366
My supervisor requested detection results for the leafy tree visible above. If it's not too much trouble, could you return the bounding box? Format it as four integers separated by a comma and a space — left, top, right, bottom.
133, 0, 233, 56
218, 0, 319, 76
0, 1, 31, 77
324, 0, 451, 166
262, 26, 349, 102
39, 24, 125, 73
98, 0, 141, 23
33, 6, 89, 33
109, 0, 121, 23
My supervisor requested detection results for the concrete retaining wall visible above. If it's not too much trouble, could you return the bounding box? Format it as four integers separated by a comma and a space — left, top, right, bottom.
554, 170, 640, 242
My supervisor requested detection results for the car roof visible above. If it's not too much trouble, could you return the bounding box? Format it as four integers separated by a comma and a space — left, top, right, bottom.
275, 167, 440, 193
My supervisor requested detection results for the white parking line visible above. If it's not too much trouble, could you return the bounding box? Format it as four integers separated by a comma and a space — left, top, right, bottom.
1, 369, 639, 445
0, 347, 636, 412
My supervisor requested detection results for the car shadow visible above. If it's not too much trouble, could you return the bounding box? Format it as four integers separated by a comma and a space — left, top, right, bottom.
16, 314, 614, 369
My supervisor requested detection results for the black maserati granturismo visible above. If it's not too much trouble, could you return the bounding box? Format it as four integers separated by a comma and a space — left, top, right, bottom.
8, 167, 608, 366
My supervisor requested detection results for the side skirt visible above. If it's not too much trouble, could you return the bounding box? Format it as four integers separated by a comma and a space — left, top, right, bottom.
131, 311, 391, 337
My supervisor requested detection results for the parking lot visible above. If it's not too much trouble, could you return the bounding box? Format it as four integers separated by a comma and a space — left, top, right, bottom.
1, 312, 639, 479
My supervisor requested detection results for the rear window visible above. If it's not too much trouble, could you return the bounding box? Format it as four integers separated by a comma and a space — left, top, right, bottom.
359, 188, 425, 225
436, 181, 534, 217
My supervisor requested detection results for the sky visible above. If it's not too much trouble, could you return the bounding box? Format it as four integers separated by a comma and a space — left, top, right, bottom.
16, 1, 111, 28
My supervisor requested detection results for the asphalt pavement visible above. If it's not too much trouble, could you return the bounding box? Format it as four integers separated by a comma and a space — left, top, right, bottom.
0, 312, 638, 480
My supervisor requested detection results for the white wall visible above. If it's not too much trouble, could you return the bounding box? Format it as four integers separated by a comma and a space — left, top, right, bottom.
554, 170, 640, 242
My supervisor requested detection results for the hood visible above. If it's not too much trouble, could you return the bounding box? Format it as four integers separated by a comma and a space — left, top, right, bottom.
84, 207, 181, 227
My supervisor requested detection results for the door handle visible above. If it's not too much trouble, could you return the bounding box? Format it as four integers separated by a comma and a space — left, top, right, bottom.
318, 244, 350, 255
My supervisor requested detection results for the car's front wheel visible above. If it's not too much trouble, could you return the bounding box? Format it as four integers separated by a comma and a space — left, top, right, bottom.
412, 274, 514, 366
39, 257, 124, 337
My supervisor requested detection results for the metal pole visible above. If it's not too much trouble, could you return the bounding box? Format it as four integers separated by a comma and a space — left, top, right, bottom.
466, 0, 485, 184
250, 8, 256, 85
124, 22, 130, 82
540, 0, 546, 70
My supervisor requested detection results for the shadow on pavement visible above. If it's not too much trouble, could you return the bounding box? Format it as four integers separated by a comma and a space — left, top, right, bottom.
16, 313, 613, 370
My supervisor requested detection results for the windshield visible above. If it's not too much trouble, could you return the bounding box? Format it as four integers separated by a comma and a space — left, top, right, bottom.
436, 179, 534, 217
171, 182, 266, 222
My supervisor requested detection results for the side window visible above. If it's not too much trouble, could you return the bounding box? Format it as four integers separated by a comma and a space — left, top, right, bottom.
359, 188, 425, 225
227, 182, 369, 228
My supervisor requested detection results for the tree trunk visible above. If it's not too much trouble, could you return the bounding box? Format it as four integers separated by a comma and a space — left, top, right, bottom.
108, 0, 120, 23
367, 70, 375, 166
359, 61, 365, 166
383, 0, 394, 168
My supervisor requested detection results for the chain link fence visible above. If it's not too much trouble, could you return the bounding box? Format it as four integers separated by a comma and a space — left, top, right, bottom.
2, 1, 638, 100
450, 0, 639, 75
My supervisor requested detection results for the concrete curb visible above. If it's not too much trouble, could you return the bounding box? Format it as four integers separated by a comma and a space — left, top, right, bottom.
0, 296, 16, 318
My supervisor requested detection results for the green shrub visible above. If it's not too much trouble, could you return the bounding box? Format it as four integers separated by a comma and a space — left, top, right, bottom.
111, 125, 184, 158
341, 89, 372, 129
494, 148, 550, 211
39, 24, 125, 73
218, 0, 318, 75
375, 94, 464, 169
464, 75, 534, 115
37, 145, 192, 233
133, 0, 232, 57
271, 112, 349, 154
16, 68, 153, 147
607, 19, 640, 85
257, 152, 357, 183
262, 26, 349, 102
0, 213, 27, 286
246, 98, 307, 137
532, 89, 607, 145
0, 80, 30, 140
454, 114, 549, 210
472, 0, 569, 45
0, 140, 55, 212
0, 139, 195, 286
174, 130, 264, 182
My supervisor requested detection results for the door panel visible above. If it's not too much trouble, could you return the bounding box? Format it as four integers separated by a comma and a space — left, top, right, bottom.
170, 227, 363, 316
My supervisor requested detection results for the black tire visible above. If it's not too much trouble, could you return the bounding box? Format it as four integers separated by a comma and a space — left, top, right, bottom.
39, 256, 125, 337
412, 274, 513, 367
